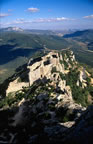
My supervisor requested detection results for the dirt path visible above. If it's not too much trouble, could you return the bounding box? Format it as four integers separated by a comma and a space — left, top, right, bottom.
44, 45, 71, 53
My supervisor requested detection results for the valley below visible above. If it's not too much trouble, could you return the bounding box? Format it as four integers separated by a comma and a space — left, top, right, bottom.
0, 29, 93, 83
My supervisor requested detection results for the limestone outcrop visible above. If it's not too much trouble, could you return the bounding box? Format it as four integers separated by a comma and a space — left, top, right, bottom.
28, 52, 64, 86
6, 78, 29, 95
6, 50, 78, 95
5, 50, 90, 108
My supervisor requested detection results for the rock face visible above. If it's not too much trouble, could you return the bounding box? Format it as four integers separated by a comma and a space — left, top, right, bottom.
6, 78, 29, 95
6, 52, 64, 94
28, 52, 64, 86
5, 50, 89, 109
79, 69, 87, 88
6, 51, 77, 95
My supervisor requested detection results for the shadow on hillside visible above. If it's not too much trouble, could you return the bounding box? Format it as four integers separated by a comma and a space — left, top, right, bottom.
0, 99, 93, 144
0, 104, 68, 144
0, 44, 42, 65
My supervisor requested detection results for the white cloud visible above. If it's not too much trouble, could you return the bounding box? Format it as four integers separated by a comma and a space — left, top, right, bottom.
0, 13, 10, 18
83, 14, 93, 19
27, 7, 40, 13
2, 17, 73, 27
32, 17, 70, 23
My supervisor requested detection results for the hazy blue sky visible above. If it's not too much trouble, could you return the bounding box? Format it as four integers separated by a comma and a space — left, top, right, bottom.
0, 0, 93, 29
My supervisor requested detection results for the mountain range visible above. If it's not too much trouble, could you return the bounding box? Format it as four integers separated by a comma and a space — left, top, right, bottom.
0, 27, 75, 35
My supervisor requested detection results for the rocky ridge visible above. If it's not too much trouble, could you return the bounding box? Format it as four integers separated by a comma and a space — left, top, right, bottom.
6, 51, 87, 94
0, 50, 93, 144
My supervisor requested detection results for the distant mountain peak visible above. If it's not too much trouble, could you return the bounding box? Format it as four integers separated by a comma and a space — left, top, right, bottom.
9, 27, 23, 32
0, 27, 24, 32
